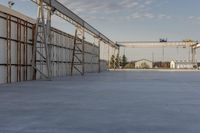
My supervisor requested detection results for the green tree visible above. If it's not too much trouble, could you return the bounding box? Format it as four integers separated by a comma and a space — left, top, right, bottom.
115, 54, 120, 69
121, 54, 128, 68
110, 55, 115, 69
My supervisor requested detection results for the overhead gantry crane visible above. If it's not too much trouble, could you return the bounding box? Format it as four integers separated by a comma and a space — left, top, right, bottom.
30, 0, 119, 79
117, 41, 199, 62
30, 0, 199, 76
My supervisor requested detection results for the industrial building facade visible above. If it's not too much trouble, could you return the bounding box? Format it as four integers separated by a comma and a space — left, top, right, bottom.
170, 61, 197, 69
0, 4, 116, 84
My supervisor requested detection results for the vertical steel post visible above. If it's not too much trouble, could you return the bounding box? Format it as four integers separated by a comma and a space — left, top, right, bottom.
117, 46, 120, 69
71, 27, 85, 76
19, 20, 22, 82
82, 29, 85, 75
16, 18, 19, 82
32, 24, 36, 80
108, 45, 110, 69
6, 14, 11, 83
25, 21, 28, 80
98, 39, 101, 73
31, 0, 52, 79
6, 15, 9, 83
191, 47, 196, 63
113, 47, 116, 70
46, 6, 52, 77
23, 20, 26, 81
71, 29, 77, 76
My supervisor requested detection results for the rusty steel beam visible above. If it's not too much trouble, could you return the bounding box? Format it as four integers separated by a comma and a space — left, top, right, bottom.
17, 18, 20, 82
6, 14, 12, 83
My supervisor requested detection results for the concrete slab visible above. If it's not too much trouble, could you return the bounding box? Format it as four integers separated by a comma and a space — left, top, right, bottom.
1, 70, 200, 133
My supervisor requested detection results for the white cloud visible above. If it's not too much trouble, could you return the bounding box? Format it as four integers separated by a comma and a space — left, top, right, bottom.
57, 0, 163, 21
143, 13, 155, 19
188, 16, 200, 21
157, 14, 171, 20
188, 16, 195, 19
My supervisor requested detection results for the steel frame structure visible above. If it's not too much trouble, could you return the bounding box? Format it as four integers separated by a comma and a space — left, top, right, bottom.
117, 41, 199, 63
30, 0, 118, 48
31, 0, 52, 79
0, 7, 33, 83
117, 41, 199, 48
31, 0, 119, 77
71, 27, 85, 75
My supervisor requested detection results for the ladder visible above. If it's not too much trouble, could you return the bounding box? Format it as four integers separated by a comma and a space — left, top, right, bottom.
71, 27, 85, 76
32, 0, 51, 79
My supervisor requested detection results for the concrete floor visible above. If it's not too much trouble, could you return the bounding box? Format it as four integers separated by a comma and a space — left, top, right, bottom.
1, 70, 200, 133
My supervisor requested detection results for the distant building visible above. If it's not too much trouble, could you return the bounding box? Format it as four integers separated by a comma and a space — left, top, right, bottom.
170, 61, 197, 69
153, 62, 170, 69
135, 59, 153, 69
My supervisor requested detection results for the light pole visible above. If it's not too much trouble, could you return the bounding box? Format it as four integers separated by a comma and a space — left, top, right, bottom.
8, 0, 15, 8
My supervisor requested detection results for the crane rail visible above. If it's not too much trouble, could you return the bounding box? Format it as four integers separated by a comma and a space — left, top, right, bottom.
31, 0, 118, 48
117, 41, 199, 48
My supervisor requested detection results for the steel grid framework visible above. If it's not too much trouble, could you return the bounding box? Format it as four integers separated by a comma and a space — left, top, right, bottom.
117, 41, 200, 62
31, 0, 52, 79
0, 9, 33, 83
31, 0, 118, 49
117, 41, 199, 48
31, 0, 119, 78
71, 27, 85, 76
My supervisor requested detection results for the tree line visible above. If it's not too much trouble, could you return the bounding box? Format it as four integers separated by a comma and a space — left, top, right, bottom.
109, 54, 128, 69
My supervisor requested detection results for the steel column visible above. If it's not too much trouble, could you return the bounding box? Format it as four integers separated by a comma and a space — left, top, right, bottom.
191, 47, 196, 63
6, 14, 11, 83
31, 0, 52, 79
98, 39, 101, 73
71, 27, 85, 76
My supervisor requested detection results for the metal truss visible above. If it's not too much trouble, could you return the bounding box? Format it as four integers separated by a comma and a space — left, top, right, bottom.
117, 41, 199, 48
71, 27, 85, 76
30, 0, 120, 76
31, 0, 52, 79
117, 41, 199, 63
30, 0, 118, 49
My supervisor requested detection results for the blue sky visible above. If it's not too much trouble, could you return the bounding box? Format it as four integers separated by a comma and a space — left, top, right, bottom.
0, 0, 200, 61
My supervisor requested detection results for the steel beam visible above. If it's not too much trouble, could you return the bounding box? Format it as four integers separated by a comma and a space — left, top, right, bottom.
117, 41, 199, 48
71, 27, 85, 76
98, 39, 101, 73
31, 0, 118, 49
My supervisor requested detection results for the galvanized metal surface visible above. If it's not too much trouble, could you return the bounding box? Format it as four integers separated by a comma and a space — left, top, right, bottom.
0, 5, 115, 84
32, 0, 52, 79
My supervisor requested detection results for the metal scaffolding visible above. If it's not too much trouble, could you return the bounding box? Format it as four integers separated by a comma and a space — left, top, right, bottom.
71, 27, 85, 76
31, 0, 119, 77
31, 0, 52, 79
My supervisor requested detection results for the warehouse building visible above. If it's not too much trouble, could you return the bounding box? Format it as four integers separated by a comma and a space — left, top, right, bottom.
0, 4, 117, 84
170, 61, 197, 69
